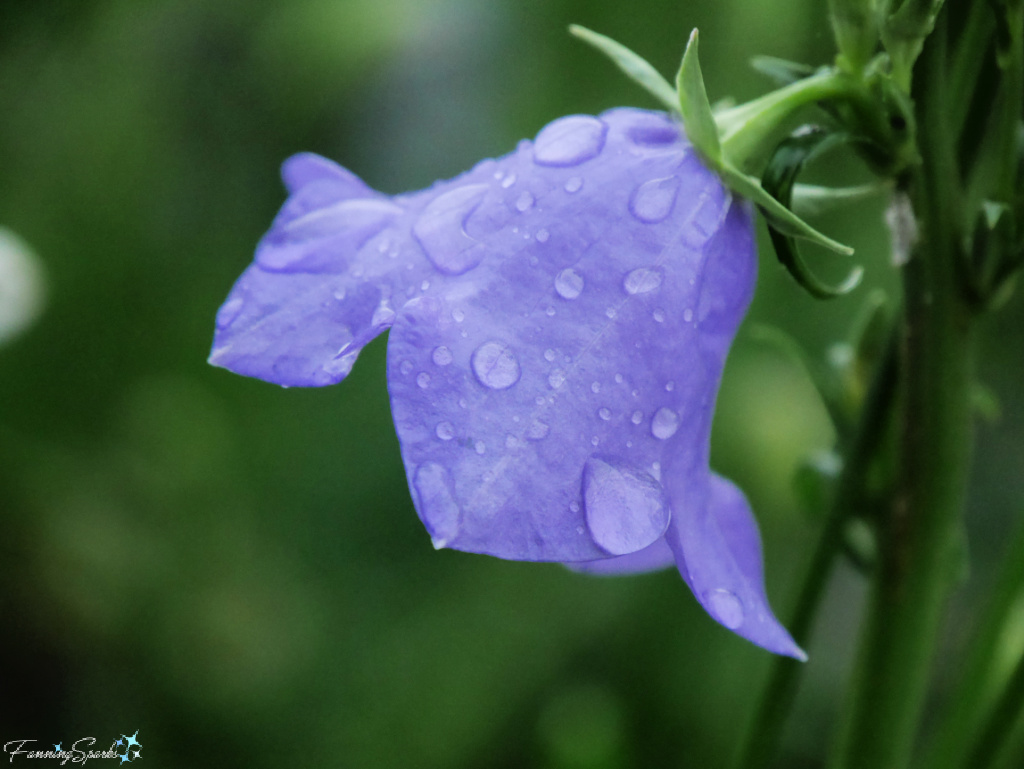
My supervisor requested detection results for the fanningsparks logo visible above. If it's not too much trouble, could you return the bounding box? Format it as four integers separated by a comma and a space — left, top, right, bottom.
4, 731, 142, 765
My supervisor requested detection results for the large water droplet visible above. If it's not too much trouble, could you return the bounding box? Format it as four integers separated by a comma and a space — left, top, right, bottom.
651, 407, 680, 439
554, 268, 584, 299
412, 184, 488, 275
471, 341, 521, 390
623, 268, 663, 295
435, 421, 455, 441
413, 462, 461, 548
582, 457, 670, 555
706, 588, 744, 630
533, 116, 608, 167
432, 346, 453, 366
515, 191, 535, 212
630, 175, 680, 223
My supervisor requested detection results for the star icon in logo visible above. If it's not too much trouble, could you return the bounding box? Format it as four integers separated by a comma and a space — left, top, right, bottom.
54, 744, 62, 752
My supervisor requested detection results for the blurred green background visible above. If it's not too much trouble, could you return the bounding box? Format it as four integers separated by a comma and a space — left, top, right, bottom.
1, 1, 1022, 767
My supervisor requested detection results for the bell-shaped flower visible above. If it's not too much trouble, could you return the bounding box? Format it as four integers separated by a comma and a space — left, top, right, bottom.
209, 108, 804, 659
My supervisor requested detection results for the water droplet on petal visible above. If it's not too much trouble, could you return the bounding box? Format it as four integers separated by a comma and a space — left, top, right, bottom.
533, 116, 607, 166
543, 349, 557, 362
472, 341, 521, 390
651, 407, 680, 439
416, 372, 431, 389
527, 419, 550, 440
598, 407, 612, 421
413, 462, 461, 548
590, 436, 600, 446
216, 297, 244, 328
536, 228, 550, 243
412, 184, 488, 275
322, 349, 358, 379
452, 308, 465, 322
665, 381, 675, 392
630, 175, 680, 223
623, 267, 663, 295
570, 501, 581, 513
545, 306, 556, 317
400, 360, 414, 375
371, 300, 396, 327
548, 369, 566, 389
435, 421, 455, 440
564, 176, 583, 193
432, 346, 453, 366
631, 410, 643, 425
333, 288, 347, 301
583, 456, 670, 555
515, 191, 534, 212
605, 307, 617, 319
706, 588, 745, 630
591, 382, 600, 394
653, 308, 666, 323
501, 173, 517, 189
554, 268, 584, 299
683, 308, 694, 323
421, 279, 430, 291
474, 440, 486, 455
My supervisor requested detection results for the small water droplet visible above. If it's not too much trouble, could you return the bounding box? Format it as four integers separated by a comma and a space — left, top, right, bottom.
598, 407, 612, 421
421, 279, 430, 291
623, 267, 664, 295
527, 419, 550, 440
432, 346, 453, 366
665, 381, 675, 392
615, 373, 624, 384
322, 349, 358, 379
533, 115, 607, 166
474, 440, 486, 455
582, 456, 670, 555
371, 300, 396, 327
400, 360, 414, 375
458, 398, 468, 409
536, 228, 550, 243
630, 175, 680, 223
545, 306, 556, 317
413, 462, 461, 548
416, 372, 431, 389
543, 349, 556, 362
472, 341, 521, 390
631, 410, 643, 425
683, 308, 694, 323
653, 308, 666, 323
706, 588, 745, 630
548, 369, 566, 389
435, 421, 455, 441
554, 268, 584, 299
505, 434, 520, 449
591, 382, 600, 394
605, 307, 617, 319
515, 191, 534, 212
564, 176, 583, 193
452, 308, 465, 323
651, 407, 680, 440
590, 436, 600, 446
535, 395, 546, 406
216, 297, 244, 328
576, 525, 585, 535
570, 501, 581, 513
332, 288, 347, 301
501, 173, 517, 189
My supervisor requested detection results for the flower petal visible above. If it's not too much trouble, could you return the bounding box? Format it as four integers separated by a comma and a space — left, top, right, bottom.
666, 473, 806, 660
386, 109, 745, 562
565, 537, 676, 575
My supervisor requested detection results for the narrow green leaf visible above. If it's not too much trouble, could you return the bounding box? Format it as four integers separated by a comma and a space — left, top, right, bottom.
568, 25, 679, 113
675, 29, 722, 164
750, 55, 816, 86
719, 164, 855, 255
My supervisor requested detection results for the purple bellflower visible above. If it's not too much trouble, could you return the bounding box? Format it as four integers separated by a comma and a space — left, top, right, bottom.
209, 108, 805, 659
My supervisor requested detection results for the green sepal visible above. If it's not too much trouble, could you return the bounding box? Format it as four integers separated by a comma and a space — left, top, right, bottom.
568, 25, 679, 113
675, 29, 722, 164
720, 164, 856, 257
759, 125, 863, 296
750, 55, 816, 86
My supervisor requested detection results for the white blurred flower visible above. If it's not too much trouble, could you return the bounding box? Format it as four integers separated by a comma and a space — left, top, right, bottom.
0, 226, 46, 345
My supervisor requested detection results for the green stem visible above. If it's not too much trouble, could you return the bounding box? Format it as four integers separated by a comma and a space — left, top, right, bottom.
966, 644, 1024, 769
923, 519, 1024, 769
830, 12, 977, 769
736, 329, 900, 769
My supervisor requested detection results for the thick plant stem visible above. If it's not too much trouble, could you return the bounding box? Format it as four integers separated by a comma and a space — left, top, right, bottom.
830, 16, 977, 769
736, 331, 899, 769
